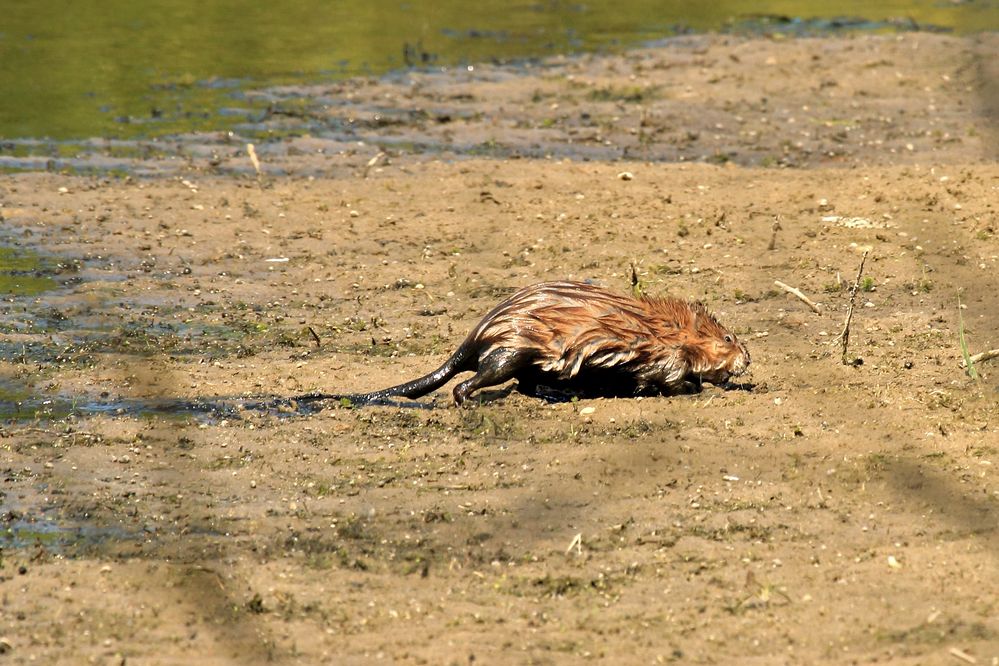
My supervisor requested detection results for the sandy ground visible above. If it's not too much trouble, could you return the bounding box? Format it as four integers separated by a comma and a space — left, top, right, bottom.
1, 32, 998, 665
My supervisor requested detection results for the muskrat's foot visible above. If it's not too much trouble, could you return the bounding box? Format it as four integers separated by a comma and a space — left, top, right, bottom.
453, 348, 525, 406
680, 379, 704, 394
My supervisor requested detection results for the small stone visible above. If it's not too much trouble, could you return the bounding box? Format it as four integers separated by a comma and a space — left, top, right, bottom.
579, 406, 596, 416
617, 171, 634, 181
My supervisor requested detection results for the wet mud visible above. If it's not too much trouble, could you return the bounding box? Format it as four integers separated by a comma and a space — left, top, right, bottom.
1, 32, 998, 664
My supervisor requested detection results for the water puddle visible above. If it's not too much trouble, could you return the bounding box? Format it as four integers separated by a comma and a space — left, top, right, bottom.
1, 510, 136, 552
1, 490, 227, 555
0, 246, 64, 297
0, 388, 437, 425
1, 238, 444, 423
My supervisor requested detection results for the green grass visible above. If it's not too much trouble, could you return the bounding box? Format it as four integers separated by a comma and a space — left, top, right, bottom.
957, 297, 978, 380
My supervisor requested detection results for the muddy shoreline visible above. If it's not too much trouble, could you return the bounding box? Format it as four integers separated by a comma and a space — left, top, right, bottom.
2, 32, 998, 664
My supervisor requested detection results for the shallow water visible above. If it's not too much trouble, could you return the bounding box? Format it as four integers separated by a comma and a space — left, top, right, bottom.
0, 246, 59, 296
0, 512, 137, 552
2, 0, 995, 142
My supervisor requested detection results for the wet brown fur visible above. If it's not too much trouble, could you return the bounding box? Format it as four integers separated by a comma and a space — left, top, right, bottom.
297, 281, 750, 406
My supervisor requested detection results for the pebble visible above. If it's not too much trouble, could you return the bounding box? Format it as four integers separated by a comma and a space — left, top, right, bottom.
579, 406, 596, 416
617, 171, 634, 181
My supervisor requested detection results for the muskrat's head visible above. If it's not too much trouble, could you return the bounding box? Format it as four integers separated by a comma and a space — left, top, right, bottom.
684, 303, 751, 385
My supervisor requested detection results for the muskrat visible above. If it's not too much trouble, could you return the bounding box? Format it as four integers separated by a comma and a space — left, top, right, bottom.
296, 281, 750, 406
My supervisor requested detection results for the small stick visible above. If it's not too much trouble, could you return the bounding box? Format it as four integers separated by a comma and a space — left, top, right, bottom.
362, 151, 386, 178
246, 143, 262, 178
630, 261, 643, 298
774, 280, 821, 314
767, 216, 782, 251
307, 326, 322, 348
565, 533, 583, 556
836, 250, 870, 364
947, 647, 977, 664
961, 348, 999, 368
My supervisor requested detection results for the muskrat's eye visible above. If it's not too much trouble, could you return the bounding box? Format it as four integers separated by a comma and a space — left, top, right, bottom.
724, 334, 733, 344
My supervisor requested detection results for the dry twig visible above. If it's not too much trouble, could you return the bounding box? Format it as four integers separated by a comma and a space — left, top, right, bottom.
767, 216, 782, 251
246, 143, 262, 178
961, 348, 999, 368
774, 280, 821, 314
307, 326, 322, 348
835, 250, 870, 364
362, 151, 387, 178
948, 647, 977, 664
630, 261, 644, 298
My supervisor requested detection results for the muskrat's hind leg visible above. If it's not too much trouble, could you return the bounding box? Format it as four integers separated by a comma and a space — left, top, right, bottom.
453, 348, 530, 406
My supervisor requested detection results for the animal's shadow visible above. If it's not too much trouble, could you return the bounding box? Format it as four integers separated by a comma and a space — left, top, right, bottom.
513, 376, 757, 404
57, 378, 756, 421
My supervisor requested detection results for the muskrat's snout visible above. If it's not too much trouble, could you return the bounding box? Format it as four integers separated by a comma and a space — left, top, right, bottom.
713, 338, 750, 381
728, 342, 751, 377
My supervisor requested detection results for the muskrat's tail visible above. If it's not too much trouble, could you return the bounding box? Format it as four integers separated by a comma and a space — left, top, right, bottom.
293, 341, 477, 406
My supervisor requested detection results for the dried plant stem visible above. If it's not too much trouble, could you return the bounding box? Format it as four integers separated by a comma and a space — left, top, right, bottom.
630, 261, 644, 298
362, 151, 386, 177
774, 280, 821, 314
308, 326, 322, 348
565, 533, 583, 556
246, 143, 262, 177
767, 217, 782, 251
948, 647, 977, 665
837, 250, 869, 364
961, 348, 999, 368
